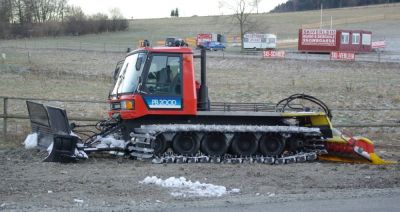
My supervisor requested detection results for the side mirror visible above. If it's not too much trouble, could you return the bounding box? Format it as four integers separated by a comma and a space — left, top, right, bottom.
136, 57, 143, 71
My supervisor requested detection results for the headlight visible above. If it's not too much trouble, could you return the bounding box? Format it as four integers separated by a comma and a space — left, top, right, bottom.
110, 102, 121, 110
121, 100, 135, 110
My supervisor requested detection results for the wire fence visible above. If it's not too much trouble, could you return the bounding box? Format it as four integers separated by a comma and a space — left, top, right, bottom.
207, 49, 400, 63
0, 39, 134, 53
1, 38, 399, 64
1, 96, 400, 142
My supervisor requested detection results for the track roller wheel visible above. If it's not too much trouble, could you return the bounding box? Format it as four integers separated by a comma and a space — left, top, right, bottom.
151, 134, 168, 156
259, 134, 285, 156
230, 132, 258, 156
172, 132, 200, 156
201, 133, 229, 156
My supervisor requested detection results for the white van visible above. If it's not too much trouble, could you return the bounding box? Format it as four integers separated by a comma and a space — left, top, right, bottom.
243, 33, 277, 49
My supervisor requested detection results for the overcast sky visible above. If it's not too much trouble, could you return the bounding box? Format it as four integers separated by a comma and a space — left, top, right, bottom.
69, 0, 288, 19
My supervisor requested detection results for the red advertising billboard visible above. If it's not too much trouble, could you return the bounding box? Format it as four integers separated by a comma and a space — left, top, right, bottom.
196, 34, 213, 46
301, 29, 336, 46
330, 51, 355, 61
263, 50, 285, 58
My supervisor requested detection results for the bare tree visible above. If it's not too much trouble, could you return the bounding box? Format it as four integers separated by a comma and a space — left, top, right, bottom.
0, 0, 13, 37
1, 0, 127, 38
14, 0, 25, 24
253, 0, 262, 14
9, 0, 68, 24
109, 7, 124, 20
0, 0, 13, 23
55, 0, 67, 22
220, 0, 260, 50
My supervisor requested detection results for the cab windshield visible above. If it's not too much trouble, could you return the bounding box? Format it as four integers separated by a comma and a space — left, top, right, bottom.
111, 52, 146, 95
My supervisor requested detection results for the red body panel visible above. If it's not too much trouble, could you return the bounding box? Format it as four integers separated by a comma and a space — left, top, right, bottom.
298, 29, 372, 53
109, 47, 198, 120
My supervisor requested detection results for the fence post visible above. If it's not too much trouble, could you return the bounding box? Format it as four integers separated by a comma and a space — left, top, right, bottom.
378, 50, 381, 63
3, 97, 8, 141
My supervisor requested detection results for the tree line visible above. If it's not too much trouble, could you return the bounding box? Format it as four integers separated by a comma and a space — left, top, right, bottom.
271, 0, 400, 12
0, 0, 128, 39
170, 8, 179, 17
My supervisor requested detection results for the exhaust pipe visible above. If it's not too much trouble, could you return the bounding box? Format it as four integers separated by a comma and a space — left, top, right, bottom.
197, 48, 210, 111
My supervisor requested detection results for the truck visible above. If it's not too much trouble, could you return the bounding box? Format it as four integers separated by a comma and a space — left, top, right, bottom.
201, 41, 225, 51
26, 47, 392, 165
196, 33, 225, 48
165, 37, 188, 47
243, 33, 277, 50
298, 29, 372, 53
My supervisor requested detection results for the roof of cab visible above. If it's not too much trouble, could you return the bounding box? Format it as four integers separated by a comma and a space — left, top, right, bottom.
142, 46, 193, 54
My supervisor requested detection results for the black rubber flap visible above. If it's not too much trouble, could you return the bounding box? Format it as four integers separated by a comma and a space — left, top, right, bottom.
44, 134, 78, 163
26, 101, 50, 127
46, 106, 71, 135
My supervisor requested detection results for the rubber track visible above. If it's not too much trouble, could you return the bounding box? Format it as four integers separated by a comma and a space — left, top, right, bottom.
150, 151, 327, 165
129, 124, 327, 164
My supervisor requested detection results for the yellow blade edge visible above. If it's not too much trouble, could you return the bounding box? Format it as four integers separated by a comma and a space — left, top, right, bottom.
319, 154, 396, 164
369, 153, 397, 165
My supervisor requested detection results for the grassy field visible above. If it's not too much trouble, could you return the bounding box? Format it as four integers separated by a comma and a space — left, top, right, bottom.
1, 49, 399, 143
0, 3, 400, 143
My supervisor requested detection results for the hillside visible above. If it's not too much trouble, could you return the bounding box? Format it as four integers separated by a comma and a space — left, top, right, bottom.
1, 3, 400, 50
130, 3, 400, 41
271, 0, 400, 13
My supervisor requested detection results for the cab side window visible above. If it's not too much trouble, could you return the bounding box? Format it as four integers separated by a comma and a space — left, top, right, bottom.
145, 55, 182, 95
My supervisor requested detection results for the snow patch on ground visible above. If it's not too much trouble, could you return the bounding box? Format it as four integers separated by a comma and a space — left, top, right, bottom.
73, 199, 84, 203
74, 148, 88, 159
140, 176, 240, 197
24, 133, 38, 149
96, 136, 127, 149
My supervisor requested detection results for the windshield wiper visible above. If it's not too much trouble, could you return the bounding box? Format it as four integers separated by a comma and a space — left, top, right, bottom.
135, 76, 148, 95
114, 63, 129, 97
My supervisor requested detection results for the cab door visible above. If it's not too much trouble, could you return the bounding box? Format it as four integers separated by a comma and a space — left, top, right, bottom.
140, 53, 184, 111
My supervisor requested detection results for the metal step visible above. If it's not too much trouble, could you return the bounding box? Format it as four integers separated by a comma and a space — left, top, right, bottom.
130, 146, 154, 153
130, 152, 153, 159
130, 132, 155, 139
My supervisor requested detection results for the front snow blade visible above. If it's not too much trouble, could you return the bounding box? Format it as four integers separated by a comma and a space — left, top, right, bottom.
44, 134, 78, 163
322, 130, 396, 165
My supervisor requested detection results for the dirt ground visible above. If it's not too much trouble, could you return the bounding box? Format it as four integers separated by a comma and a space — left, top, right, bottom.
0, 146, 399, 211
